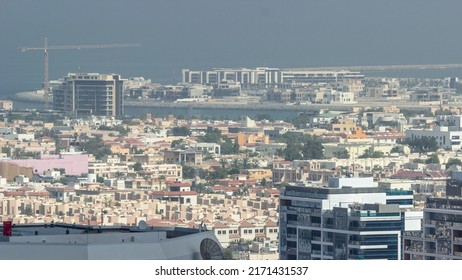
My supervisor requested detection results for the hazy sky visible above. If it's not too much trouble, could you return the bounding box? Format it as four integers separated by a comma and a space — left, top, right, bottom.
1, 0, 462, 93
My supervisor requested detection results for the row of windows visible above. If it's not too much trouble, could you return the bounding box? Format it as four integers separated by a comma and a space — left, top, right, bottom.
216, 228, 278, 235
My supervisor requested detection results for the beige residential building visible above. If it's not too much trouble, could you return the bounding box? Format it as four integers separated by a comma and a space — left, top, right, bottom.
245, 169, 272, 181
213, 219, 279, 247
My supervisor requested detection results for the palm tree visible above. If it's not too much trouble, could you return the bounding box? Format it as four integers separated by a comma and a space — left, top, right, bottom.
242, 157, 250, 169
232, 158, 241, 169
219, 158, 227, 169
159, 175, 166, 190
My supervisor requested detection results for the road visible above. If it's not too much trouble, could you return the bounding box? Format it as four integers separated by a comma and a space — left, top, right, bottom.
288, 64, 462, 71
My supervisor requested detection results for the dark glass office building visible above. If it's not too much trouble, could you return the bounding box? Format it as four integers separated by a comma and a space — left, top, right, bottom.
279, 178, 411, 260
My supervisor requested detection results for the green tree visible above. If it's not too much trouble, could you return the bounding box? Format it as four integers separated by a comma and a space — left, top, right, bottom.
278, 132, 324, 160
403, 137, 438, 154
233, 185, 250, 196
425, 153, 440, 164
1, 146, 11, 157
158, 175, 166, 190
359, 150, 384, 159
333, 150, 350, 159
221, 138, 239, 155
171, 139, 184, 148
261, 178, 267, 187
223, 248, 234, 260
192, 182, 207, 193
133, 162, 143, 171
283, 142, 303, 161
219, 158, 227, 168
434, 109, 453, 116
199, 128, 222, 143
80, 135, 112, 160
182, 165, 197, 179
242, 157, 251, 169
199, 128, 239, 155
114, 125, 130, 137
171, 126, 191, 136
210, 167, 228, 179
390, 146, 403, 154
446, 158, 462, 169
98, 125, 112, 130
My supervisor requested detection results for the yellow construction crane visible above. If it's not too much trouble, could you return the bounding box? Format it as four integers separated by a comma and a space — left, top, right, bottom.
20, 38, 141, 110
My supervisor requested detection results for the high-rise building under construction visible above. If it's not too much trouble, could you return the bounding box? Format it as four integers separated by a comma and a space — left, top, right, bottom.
53, 73, 124, 116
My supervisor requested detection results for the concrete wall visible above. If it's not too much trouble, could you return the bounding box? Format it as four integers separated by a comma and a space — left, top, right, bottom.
328, 177, 374, 188
323, 192, 386, 210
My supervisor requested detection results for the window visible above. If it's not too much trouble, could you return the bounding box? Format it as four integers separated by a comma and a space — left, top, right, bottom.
244, 230, 248, 234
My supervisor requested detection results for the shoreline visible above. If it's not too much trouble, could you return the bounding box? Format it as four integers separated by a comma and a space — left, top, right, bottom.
12, 90, 443, 111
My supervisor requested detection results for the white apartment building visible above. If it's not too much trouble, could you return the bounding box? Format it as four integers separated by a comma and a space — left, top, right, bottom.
182, 68, 364, 87
194, 143, 221, 155
405, 115, 462, 150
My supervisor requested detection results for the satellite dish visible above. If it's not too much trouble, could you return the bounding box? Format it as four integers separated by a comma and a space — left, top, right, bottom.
138, 220, 148, 230
200, 238, 224, 260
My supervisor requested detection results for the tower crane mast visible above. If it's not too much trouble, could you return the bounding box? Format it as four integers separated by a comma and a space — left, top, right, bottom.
20, 38, 141, 110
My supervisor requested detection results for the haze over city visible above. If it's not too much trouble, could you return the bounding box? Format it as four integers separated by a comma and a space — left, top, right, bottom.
2, 0, 462, 95
3, 0, 462, 263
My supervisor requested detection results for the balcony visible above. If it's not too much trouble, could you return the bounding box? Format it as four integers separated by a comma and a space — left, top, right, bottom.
312, 236, 321, 241
425, 248, 436, 254
287, 248, 297, 255
403, 232, 422, 238
312, 250, 321, 255
287, 234, 297, 240
404, 246, 423, 253
425, 234, 436, 239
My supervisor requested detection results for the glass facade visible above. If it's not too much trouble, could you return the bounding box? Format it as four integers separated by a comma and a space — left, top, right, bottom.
280, 186, 404, 260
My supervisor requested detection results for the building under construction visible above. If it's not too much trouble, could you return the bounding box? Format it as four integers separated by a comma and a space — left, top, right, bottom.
53, 73, 124, 117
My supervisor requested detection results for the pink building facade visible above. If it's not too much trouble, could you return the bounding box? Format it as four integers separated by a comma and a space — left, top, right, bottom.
11, 154, 88, 176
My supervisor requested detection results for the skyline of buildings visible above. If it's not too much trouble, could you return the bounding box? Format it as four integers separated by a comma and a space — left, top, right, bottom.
2, 70, 462, 260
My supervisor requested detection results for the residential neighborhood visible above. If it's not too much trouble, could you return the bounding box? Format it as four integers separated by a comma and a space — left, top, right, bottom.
1, 73, 462, 259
